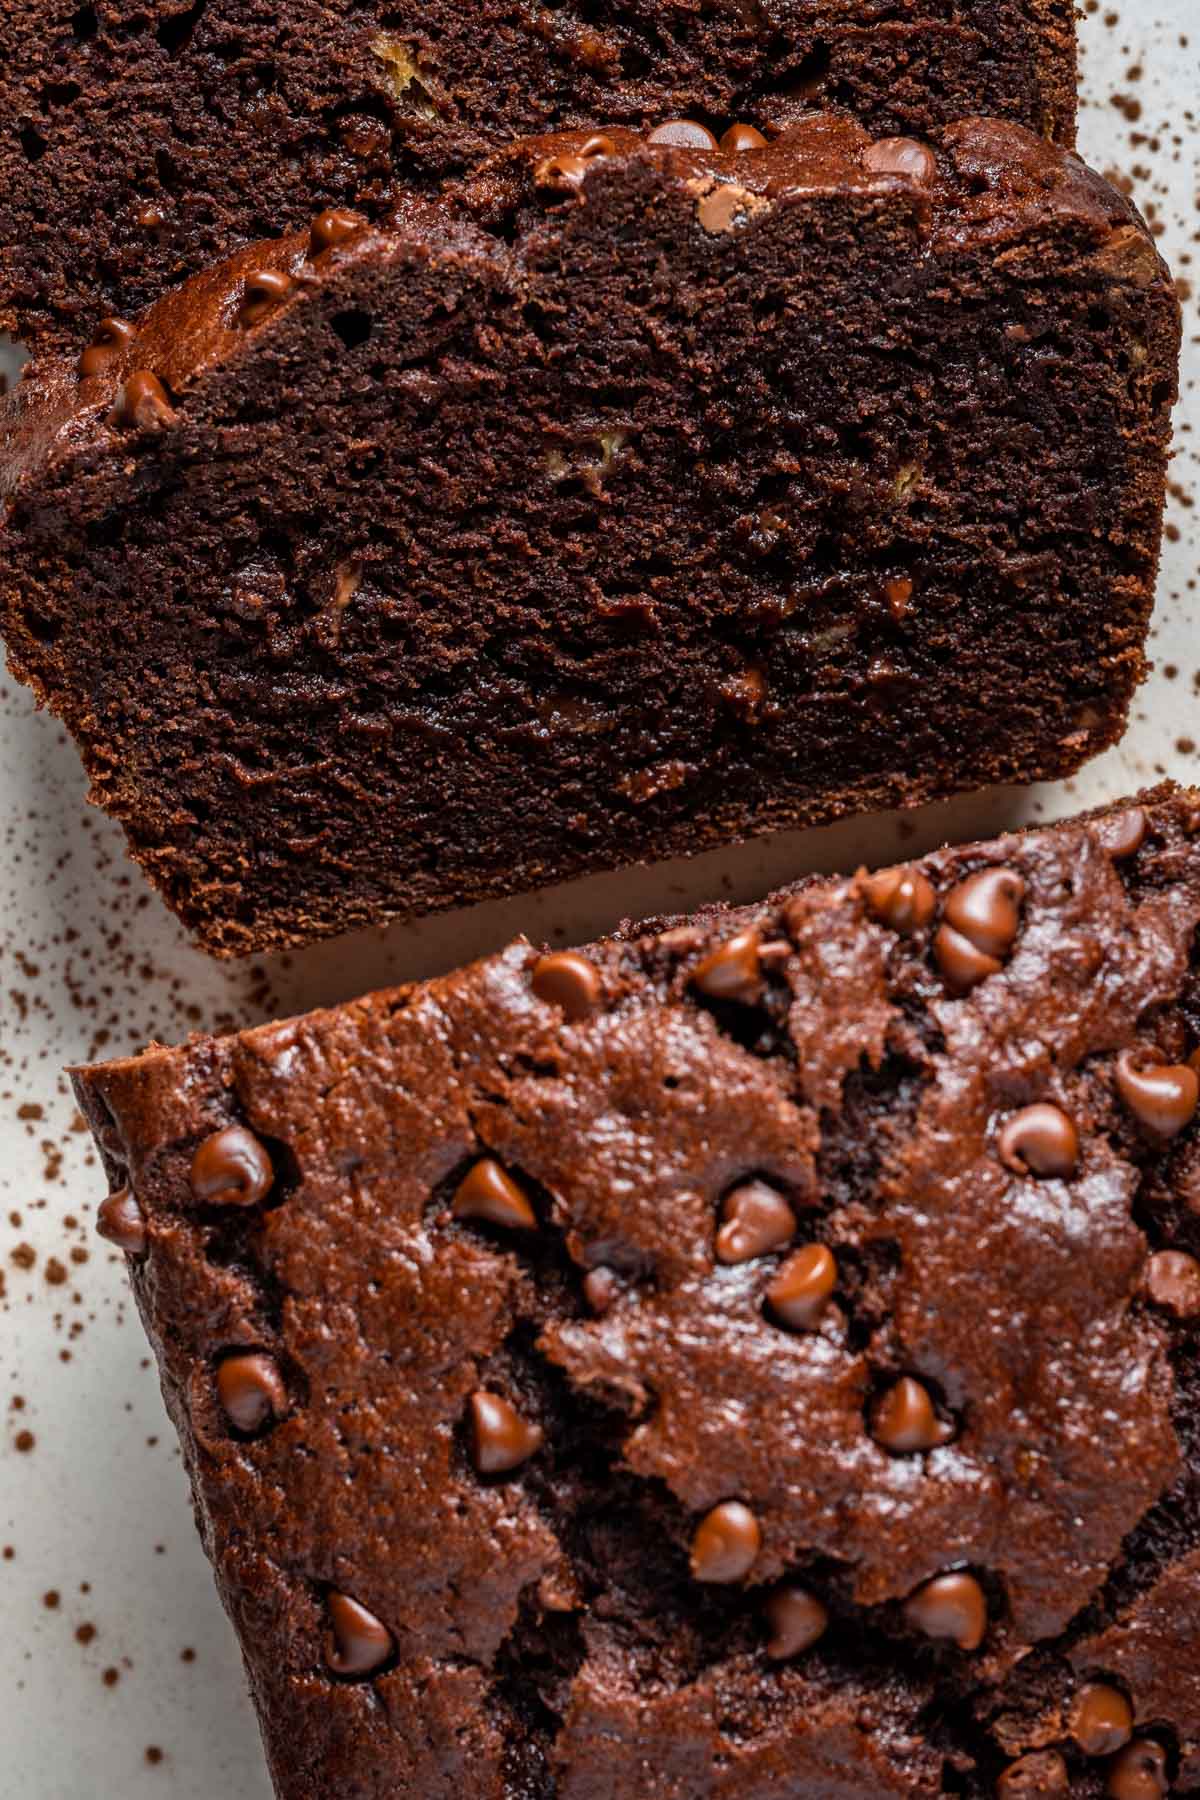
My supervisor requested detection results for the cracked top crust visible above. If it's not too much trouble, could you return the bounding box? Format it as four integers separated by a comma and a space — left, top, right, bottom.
74, 788, 1200, 1797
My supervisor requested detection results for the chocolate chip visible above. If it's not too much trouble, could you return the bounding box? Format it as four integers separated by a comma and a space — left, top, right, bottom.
997, 1103, 1080, 1179
451, 1159, 537, 1231
190, 1126, 274, 1208
534, 153, 590, 192
715, 1179, 794, 1265
996, 1750, 1070, 1796
690, 928, 762, 1003
903, 1571, 987, 1650
719, 122, 769, 151
935, 868, 1025, 993
531, 951, 601, 1020
583, 1266, 620, 1314
763, 1585, 828, 1658
468, 1392, 544, 1474
323, 1592, 393, 1677
309, 208, 365, 255
871, 1376, 953, 1452
578, 133, 616, 158
1096, 807, 1147, 860
1071, 1682, 1133, 1756
1106, 1740, 1169, 1799
863, 864, 936, 934
216, 1352, 287, 1435
96, 1188, 146, 1256
1143, 1249, 1200, 1317
766, 1244, 837, 1330
238, 268, 294, 327
648, 119, 719, 149
78, 316, 136, 379
863, 136, 937, 182
108, 370, 174, 430
1115, 1047, 1199, 1138
690, 1500, 761, 1583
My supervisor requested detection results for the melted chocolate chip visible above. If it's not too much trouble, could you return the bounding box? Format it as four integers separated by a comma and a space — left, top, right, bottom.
530, 951, 601, 1020
715, 1180, 794, 1265
1143, 1249, 1200, 1317
903, 1571, 987, 1650
935, 867, 1025, 993
1115, 1048, 1199, 1138
1071, 1682, 1133, 1756
997, 1103, 1080, 1179
1096, 807, 1148, 860
468, 1392, 544, 1475
323, 1592, 394, 1677
190, 1126, 275, 1208
648, 119, 719, 149
863, 864, 936, 934
766, 1244, 837, 1330
871, 1376, 954, 1453
863, 136, 938, 182
238, 268, 294, 327
108, 369, 174, 430
78, 316, 136, 379
96, 1187, 147, 1256
763, 1585, 828, 1659
720, 122, 769, 151
690, 1500, 761, 1584
1106, 1740, 1169, 1799
534, 152, 590, 192
690, 929, 762, 1004
997, 1750, 1070, 1796
309, 208, 365, 256
216, 1352, 287, 1435
451, 1158, 537, 1230
578, 133, 616, 158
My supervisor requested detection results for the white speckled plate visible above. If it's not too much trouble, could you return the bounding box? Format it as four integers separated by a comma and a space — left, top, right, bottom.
1, 12, 1197, 1792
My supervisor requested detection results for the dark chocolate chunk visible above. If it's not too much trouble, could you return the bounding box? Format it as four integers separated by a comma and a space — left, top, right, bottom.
690, 1501, 761, 1583
451, 1159, 537, 1230
96, 1187, 147, 1256
78, 316, 136, 379
720, 123, 769, 152
935, 868, 1025, 993
690, 929, 763, 1004
190, 1126, 275, 1208
531, 951, 601, 1020
904, 1572, 987, 1650
108, 370, 173, 430
997, 1104, 1080, 1179
323, 1592, 394, 1677
871, 1376, 954, 1452
766, 1244, 837, 1330
1070, 1682, 1133, 1756
1115, 1048, 1199, 1139
468, 1391, 544, 1475
863, 864, 936, 934
715, 1179, 794, 1265
763, 1585, 828, 1659
1106, 1740, 1169, 1799
216, 1352, 288, 1435
238, 269, 294, 327
309, 209, 365, 256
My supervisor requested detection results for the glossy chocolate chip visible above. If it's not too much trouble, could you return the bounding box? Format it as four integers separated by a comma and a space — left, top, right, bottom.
1143, 1249, 1200, 1317
763, 1585, 828, 1659
766, 1244, 837, 1330
309, 208, 365, 255
78, 316, 136, 379
108, 369, 174, 430
863, 864, 936, 934
997, 1103, 1080, 1179
864, 136, 937, 182
690, 1500, 761, 1583
1096, 807, 1147, 860
935, 867, 1025, 993
1115, 1047, 1199, 1138
468, 1392, 544, 1475
578, 133, 616, 158
190, 1126, 274, 1208
216, 1352, 287, 1435
96, 1188, 147, 1256
715, 1180, 794, 1265
871, 1376, 953, 1452
451, 1159, 537, 1230
934, 924, 1003, 993
1071, 1682, 1133, 1756
904, 1572, 987, 1650
238, 268, 294, 327
720, 122, 769, 151
691, 929, 762, 1004
648, 119, 719, 149
1106, 1740, 1169, 1799
996, 1750, 1070, 1797
531, 951, 601, 1020
534, 152, 590, 191
324, 1592, 394, 1677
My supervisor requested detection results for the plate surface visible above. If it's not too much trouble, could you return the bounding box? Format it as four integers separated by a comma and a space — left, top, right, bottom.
2, 14, 1197, 1792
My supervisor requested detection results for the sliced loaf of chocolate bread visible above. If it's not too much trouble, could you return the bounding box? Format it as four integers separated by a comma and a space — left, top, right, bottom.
74, 789, 1200, 1798
0, 118, 1178, 955
1, 0, 1076, 355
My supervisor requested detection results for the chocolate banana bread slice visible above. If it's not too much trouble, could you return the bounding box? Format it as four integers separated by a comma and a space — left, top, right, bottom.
2, 0, 1076, 357
1, 117, 1178, 957
74, 788, 1200, 1797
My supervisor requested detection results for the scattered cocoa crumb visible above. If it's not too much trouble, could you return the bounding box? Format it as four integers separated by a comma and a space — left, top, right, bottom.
43, 1590, 60, 1609
10, 1243, 36, 1270
145, 1746, 163, 1766
75, 1622, 96, 1645
44, 1256, 68, 1285
102, 1667, 120, 1687
14, 1431, 35, 1453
